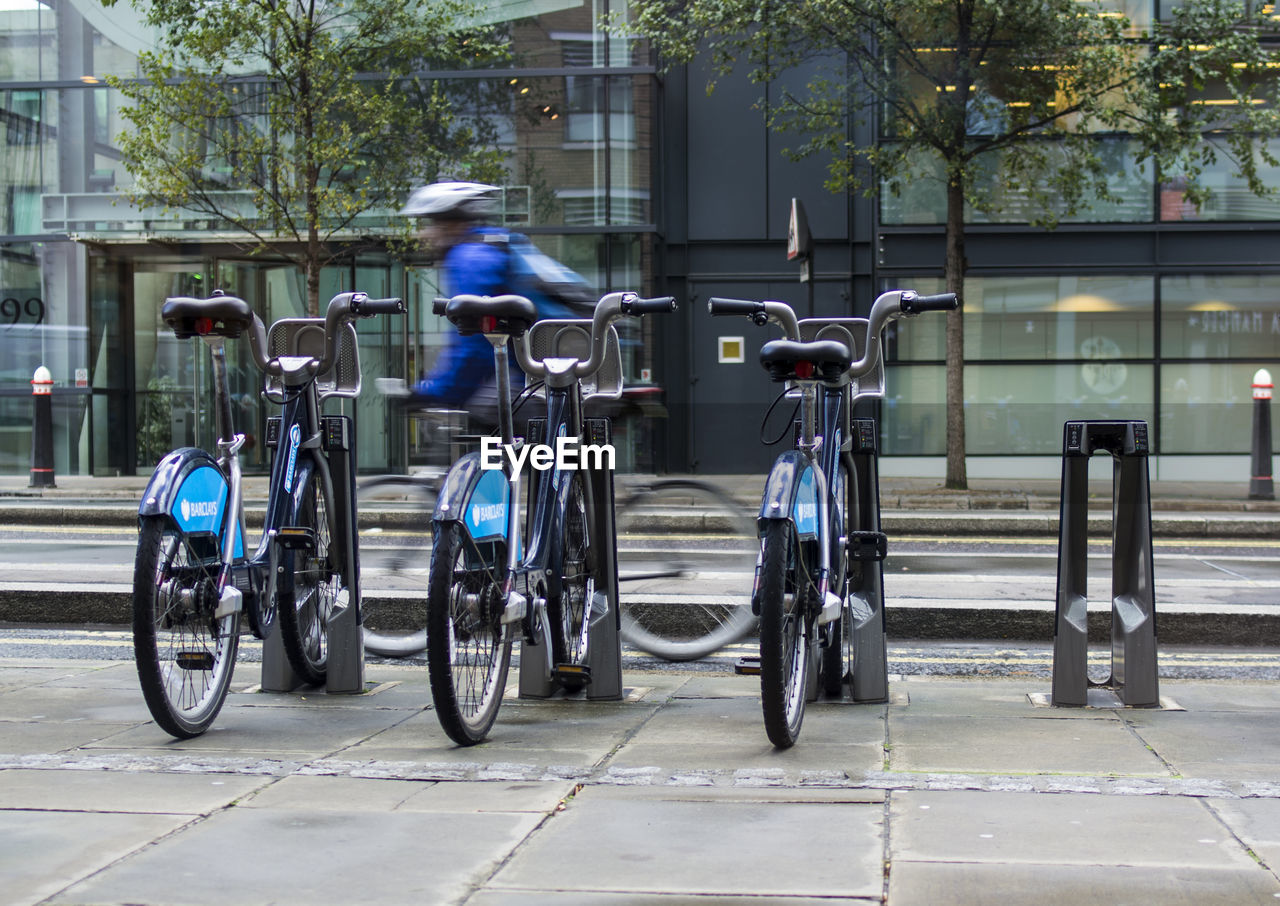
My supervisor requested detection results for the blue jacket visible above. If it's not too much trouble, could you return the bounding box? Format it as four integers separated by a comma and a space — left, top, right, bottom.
415, 227, 518, 408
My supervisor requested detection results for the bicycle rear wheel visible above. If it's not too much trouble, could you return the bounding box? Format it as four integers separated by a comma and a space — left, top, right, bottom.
356, 476, 436, 657
616, 479, 756, 661
546, 470, 595, 690
278, 470, 343, 685
132, 516, 240, 739
758, 519, 810, 748
426, 522, 512, 745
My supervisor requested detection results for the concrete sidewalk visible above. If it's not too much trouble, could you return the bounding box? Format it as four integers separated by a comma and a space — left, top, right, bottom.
5, 656, 1280, 904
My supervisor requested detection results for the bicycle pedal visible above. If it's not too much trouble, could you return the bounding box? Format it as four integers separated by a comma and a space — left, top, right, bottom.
848, 531, 888, 562
734, 655, 762, 676
175, 651, 215, 671
553, 664, 592, 686
275, 526, 316, 550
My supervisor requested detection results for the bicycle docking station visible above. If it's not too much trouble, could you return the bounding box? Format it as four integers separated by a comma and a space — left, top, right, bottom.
260, 413, 366, 696
1050, 419, 1159, 708
843, 417, 890, 703
518, 416, 624, 701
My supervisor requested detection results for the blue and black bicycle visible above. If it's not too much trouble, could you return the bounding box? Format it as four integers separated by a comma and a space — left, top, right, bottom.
425, 289, 675, 745
131, 289, 404, 738
709, 289, 957, 747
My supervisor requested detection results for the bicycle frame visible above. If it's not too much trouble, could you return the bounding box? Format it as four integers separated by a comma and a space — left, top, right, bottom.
755, 378, 849, 630
431, 335, 594, 665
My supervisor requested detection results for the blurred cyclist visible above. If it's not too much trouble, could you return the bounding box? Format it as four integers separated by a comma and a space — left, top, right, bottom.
397, 181, 582, 429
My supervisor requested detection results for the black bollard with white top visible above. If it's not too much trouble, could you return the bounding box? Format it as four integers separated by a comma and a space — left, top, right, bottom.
1250, 368, 1274, 501
29, 366, 55, 488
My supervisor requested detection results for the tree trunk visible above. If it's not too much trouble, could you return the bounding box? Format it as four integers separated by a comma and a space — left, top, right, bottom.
944, 173, 967, 490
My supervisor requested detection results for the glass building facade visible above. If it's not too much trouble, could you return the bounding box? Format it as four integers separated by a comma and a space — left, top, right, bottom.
0, 0, 657, 477
2, 0, 1277, 480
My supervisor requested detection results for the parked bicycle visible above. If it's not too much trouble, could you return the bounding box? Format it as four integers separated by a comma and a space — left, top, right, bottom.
356, 463, 757, 663
709, 289, 957, 747
132, 289, 404, 738
424, 289, 675, 745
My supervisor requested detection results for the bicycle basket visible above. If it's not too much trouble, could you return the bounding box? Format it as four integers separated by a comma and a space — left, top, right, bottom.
264, 318, 362, 401
798, 317, 885, 401
524, 319, 624, 401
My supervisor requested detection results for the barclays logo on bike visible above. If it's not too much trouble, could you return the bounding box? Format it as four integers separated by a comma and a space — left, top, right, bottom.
283, 423, 302, 492
180, 498, 220, 522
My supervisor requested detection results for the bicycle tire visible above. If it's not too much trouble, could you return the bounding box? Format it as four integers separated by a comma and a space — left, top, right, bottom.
277, 469, 341, 684
132, 516, 240, 739
426, 522, 512, 745
547, 470, 594, 691
356, 476, 436, 657
616, 479, 757, 661
758, 519, 809, 748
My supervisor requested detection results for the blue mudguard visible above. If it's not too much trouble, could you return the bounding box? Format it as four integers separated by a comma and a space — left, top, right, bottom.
138, 447, 244, 557
758, 450, 820, 540
434, 451, 511, 543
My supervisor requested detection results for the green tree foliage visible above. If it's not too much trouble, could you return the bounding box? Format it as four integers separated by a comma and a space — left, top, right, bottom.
105, 0, 509, 314
627, 0, 1280, 488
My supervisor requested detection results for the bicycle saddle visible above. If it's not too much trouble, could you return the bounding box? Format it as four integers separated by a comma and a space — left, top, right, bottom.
445, 294, 539, 338
759, 338, 852, 382
162, 292, 256, 339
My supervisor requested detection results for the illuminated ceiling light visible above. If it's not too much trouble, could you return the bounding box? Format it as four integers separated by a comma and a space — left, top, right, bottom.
1188, 300, 1237, 311
520, 87, 529, 94
80, 75, 99, 84
1007, 101, 1031, 107
1054, 294, 1125, 312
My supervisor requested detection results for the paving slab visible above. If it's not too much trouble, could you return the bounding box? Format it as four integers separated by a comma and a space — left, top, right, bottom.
887, 680, 1172, 776
487, 784, 885, 899
1122, 709, 1280, 781
242, 774, 575, 814
0, 767, 270, 813
48, 806, 543, 906
338, 698, 658, 768
1207, 798, 1280, 871
888, 862, 1280, 906
890, 790, 1256, 868
3, 809, 196, 906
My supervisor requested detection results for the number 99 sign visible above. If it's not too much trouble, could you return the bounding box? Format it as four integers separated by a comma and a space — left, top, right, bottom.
1, 297, 45, 325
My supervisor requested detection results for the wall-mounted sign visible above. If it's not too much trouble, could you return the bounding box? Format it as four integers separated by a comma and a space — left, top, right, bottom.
718, 337, 745, 364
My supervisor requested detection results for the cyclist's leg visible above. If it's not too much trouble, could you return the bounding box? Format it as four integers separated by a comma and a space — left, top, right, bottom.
278, 468, 341, 684
426, 522, 512, 745
547, 470, 594, 690
356, 475, 435, 657
616, 479, 757, 661
758, 519, 809, 748
132, 517, 240, 738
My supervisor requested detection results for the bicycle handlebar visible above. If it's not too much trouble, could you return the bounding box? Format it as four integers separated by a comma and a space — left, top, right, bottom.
515, 291, 678, 383
708, 297, 801, 340
624, 295, 678, 315
352, 296, 407, 317
712, 288, 958, 380
901, 291, 958, 315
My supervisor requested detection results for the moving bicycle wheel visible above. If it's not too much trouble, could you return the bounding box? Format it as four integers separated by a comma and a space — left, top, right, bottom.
615, 478, 757, 661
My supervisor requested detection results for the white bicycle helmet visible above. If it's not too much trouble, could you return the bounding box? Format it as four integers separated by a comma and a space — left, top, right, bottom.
401, 181, 498, 219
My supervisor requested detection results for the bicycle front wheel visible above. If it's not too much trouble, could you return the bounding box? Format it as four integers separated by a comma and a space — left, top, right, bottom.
426, 522, 512, 745
278, 470, 343, 685
547, 470, 594, 691
758, 519, 809, 748
132, 516, 241, 739
357, 476, 435, 657
616, 480, 756, 661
